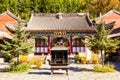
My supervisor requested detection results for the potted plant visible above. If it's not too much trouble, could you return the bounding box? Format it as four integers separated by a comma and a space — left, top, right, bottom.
81, 57, 86, 64
74, 54, 81, 63
91, 54, 99, 64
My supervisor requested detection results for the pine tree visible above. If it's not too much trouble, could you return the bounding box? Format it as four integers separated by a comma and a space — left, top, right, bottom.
83, 21, 120, 66
0, 21, 33, 64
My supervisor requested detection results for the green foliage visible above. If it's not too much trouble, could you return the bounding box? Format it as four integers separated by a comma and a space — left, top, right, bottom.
31, 56, 45, 68
1, 0, 120, 20
19, 55, 29, 63
81, 57, 86, 64
91, 0, 120, 17
74, 54, 81, 62
93, 64, 116, 73
74, 54, 87, 64
105, 53, 110, 62
6, 63, 31, 73
83, 21, 120, 65
0, 21, 33, 64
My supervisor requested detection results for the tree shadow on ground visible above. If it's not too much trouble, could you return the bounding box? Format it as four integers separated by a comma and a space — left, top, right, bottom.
69, 67, 92, 72
29, 67, 68, 75
31, 67, 50, 70
28, 71, 51, 75
29, 65, 93, 75
28, 69, 65, 75
28, 67, 51, 75
49, 72, 65, 75
104, 61, 120, 72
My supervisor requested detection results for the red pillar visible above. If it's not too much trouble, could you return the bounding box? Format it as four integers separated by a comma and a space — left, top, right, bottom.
70, 36, 72, 55
48, 36, 51, 54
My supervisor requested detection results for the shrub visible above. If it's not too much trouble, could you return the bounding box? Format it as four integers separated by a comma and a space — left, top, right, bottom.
74, 53, 87, 63
91, 54, 99, 64
74, 54, 81, 63
93, 64, 116, 73
19, 55, 28, 63
33, 58, 43, 68
105, 53, 111, 62
81, 57, 86, 64
31, 55, 45, 68
6, 63, 31, 73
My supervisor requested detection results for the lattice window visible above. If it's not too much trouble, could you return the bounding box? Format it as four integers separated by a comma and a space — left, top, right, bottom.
35, 38, 48, 54
72, 38, 85, 53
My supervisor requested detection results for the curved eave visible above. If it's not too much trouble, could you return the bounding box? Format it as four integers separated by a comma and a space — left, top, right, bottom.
0, 31, 12, 39
108, 32, 120, 38
5, 23, 15, 31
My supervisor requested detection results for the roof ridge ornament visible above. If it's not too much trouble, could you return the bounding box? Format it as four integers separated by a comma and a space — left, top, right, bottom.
6, 8, 11, 14
31, 10, 34, 16
56, 12, 62, 19
6, 8, 9, 12
77, 13, 86, 16
99, 12, 102, 17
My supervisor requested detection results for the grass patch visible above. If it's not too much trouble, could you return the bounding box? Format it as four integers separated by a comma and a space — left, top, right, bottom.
93, 64, 116, 73
6, 63, 31, 73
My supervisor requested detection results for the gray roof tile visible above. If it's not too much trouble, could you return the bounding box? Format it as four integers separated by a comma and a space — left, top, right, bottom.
27, 13, 95, 32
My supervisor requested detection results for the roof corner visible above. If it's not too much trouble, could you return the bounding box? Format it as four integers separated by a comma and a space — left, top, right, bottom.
85, 13, 93, 27
0, 9, 19, 21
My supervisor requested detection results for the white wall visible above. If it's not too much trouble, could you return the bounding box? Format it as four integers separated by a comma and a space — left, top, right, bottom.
86, 47, 92, 60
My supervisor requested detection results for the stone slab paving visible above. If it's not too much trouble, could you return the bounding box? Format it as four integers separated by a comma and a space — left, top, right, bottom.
0, 63, 120, 80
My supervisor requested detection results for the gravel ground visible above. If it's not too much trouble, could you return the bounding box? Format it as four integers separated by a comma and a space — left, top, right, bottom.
0, 63, 120, 80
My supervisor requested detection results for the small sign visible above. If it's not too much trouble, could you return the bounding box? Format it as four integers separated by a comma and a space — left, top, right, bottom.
53, 32, 67, 37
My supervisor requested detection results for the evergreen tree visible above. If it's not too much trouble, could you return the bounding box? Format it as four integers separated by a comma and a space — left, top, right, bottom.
91, 0, 120, 17
83, 21, 120, 66
0, 21, 33, 64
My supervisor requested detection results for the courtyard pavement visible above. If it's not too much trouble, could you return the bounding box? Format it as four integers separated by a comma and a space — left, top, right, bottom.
0, 62, 120, 80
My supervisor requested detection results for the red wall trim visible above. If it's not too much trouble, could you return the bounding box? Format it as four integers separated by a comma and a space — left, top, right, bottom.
70, 36, 72, 55
48, 36, 51, 54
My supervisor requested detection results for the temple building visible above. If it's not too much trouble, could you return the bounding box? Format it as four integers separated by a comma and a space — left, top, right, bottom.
0, 10, 19, 59
27, 12, 96, 58
95, 9, 120, 61
0, 10, 18, 40
0, 9, 26, 41
0, 9, 119, 62
95, 9, 120, 38
0, 10, 27, 59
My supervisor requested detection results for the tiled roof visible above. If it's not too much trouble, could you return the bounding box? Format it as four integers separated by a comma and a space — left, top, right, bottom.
27, 13, 95, 32
95, 9, 120, 29
4, 23, 15, 31
0, 23, 14, 37
0, 10, 18, 25
108, 25, 120, 38
95, 9, 120, 38
111, 27, 120, 34
105, 21, 115, 29
0, 10, 18, 38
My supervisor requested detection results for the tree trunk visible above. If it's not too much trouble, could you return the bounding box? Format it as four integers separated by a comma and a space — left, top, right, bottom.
101, 50, 105, 66
16, 55, 19, 65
